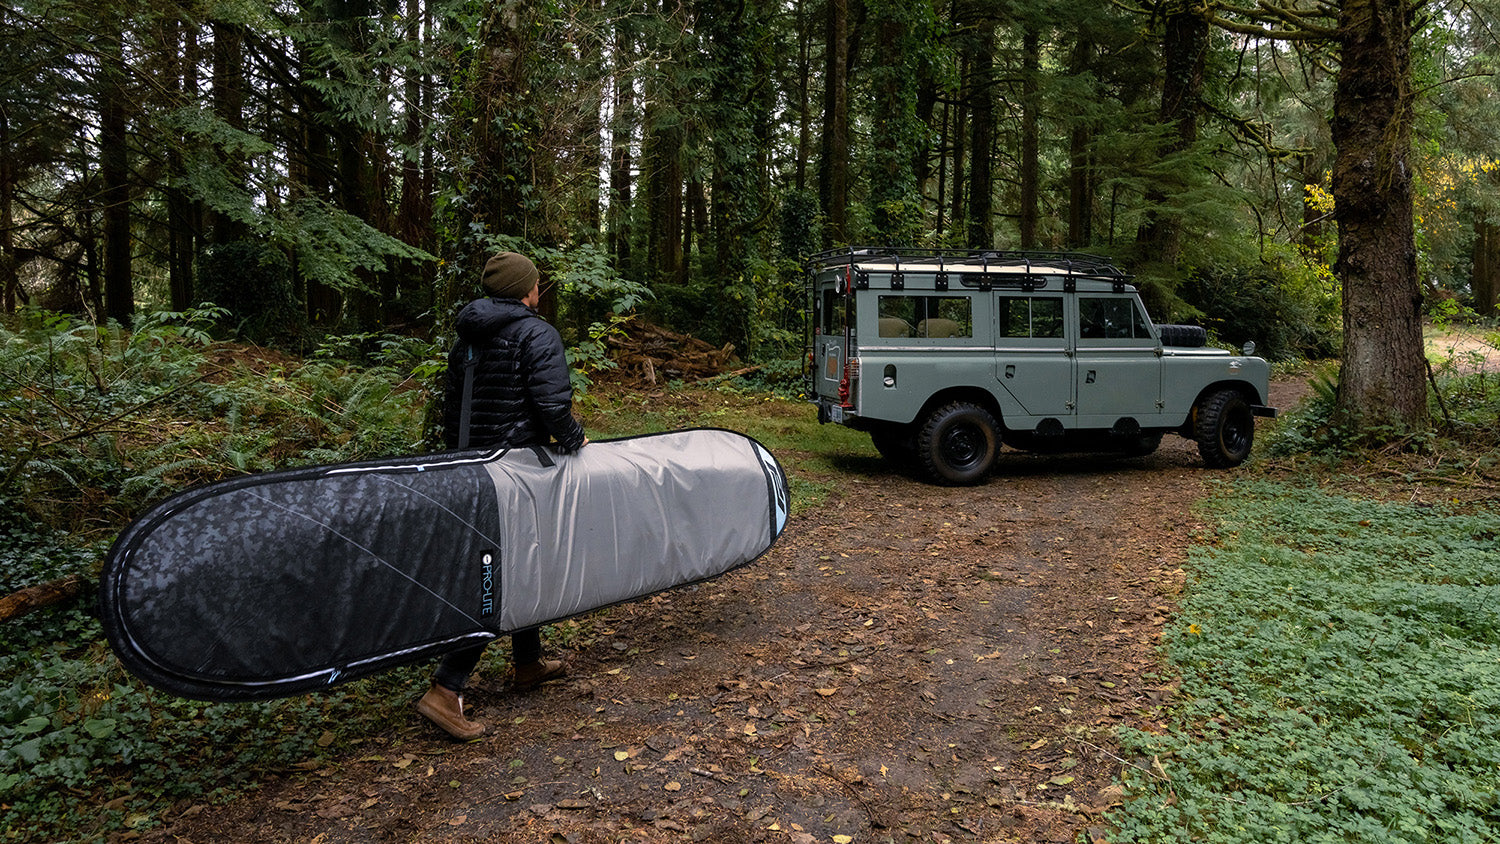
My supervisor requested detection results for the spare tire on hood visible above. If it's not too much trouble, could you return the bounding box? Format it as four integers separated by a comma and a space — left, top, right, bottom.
1157, 324, 1208, 348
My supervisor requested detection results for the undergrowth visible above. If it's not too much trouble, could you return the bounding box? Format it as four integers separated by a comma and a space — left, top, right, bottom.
0, 308, 832, 843
1106, 326, 1500, 842
1263, 323, 1500, 463
0, 309, 438, 843
1109, 481, 1500, 842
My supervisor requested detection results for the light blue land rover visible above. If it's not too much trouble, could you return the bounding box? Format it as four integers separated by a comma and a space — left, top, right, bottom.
806, 247, 1278, 485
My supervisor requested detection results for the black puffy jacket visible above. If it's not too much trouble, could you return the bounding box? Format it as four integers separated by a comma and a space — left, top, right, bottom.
442, 297, 586, 453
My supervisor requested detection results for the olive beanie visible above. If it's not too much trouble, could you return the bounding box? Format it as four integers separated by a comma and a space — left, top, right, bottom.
481, 252, 540, 299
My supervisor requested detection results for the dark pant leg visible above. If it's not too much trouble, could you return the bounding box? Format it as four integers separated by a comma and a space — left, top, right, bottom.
513, 627, 542, 665
434, 643, 487, 692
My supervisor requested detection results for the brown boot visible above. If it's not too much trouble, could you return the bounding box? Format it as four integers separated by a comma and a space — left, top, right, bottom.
513, 658, 567, 690
416, 684, 486, 740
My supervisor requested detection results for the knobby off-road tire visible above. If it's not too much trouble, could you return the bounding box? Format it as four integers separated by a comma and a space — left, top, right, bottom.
916, 402, 999, 485
1194, 388, 1254, 468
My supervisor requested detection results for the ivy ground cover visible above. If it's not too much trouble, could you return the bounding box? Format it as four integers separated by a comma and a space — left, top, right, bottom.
1109, 479, 1500, 843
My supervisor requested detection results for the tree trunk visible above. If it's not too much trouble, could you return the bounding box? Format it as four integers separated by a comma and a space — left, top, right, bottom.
687, 177, 707, 285
608, 17, 635, 272
867, 3, 918, 245
949, 87, 966, 242
0, 101, 18, 313
1474, 166, 1500, 318
966, 19, 995, 249
1067, 121, 1092, 248
1019, 25, 1040, 249
1471, 220, 1499, 317
645, 109, 684, 285
794, 0, 814, 193
703, 0, 755, 276
1066, 35, 1092, 248
0, 576, 88, 623
1136, 5, 1207, 265
209, 20, 248, 246
818, 0, 850, 245
396, 0, 434, 302
935, 100, 950, 239
100, 19, 133, 324
166, 16, 197, 310
1331, 0, 1427, 433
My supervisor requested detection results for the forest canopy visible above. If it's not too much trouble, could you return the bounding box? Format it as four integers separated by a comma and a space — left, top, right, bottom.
2, 0, 1499, 368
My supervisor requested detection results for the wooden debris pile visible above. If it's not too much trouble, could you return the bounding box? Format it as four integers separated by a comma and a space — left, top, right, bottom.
606, 321, 744, 385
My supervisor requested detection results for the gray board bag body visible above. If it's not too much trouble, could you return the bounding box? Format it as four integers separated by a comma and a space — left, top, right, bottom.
100, 428, 790, 702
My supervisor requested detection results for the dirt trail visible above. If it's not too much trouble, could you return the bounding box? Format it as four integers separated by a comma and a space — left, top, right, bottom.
150, 382, 1303, 844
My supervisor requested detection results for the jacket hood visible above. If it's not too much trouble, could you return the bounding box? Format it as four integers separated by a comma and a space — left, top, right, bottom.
455, 296, 537, 342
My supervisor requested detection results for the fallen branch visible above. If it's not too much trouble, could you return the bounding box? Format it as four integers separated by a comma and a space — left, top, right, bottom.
693, 365, 764, 385
0, 575, 89, 622
818, 763, 888, 829
1425, 357, 1453, 430
42, 368, 224, 449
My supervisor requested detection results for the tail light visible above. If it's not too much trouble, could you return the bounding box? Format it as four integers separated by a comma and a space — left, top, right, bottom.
839, 357, 859, 408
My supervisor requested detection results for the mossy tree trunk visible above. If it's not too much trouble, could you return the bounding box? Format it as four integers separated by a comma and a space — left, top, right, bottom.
1331, 0, 1427, 434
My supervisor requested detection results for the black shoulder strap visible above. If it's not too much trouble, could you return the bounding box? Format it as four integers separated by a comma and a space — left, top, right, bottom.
457, 345, 477, 450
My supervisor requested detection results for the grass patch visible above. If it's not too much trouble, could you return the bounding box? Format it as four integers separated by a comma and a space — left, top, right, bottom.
1108, 479, 1500, 843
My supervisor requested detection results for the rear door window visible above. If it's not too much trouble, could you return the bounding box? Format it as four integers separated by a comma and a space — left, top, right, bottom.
820, 288, 846, 336
998, 296, 1065, 339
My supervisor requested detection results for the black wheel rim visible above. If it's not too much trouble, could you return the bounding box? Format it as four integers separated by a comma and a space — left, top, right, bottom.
941, 422, 987, 470
1222, 405, 1252, 456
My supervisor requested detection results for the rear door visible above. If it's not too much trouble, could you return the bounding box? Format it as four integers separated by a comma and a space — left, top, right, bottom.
1073, 294, 1162, 426
994, 294, 1072, 418
813, 274, 852, 408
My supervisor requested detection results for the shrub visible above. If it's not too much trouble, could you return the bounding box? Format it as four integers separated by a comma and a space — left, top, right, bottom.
1177, 258, 1339, 361
196, 241, 307, 347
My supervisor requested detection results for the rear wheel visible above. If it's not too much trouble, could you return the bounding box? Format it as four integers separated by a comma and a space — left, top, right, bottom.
916, 402, 999, 485
1194, 389, 1254, 468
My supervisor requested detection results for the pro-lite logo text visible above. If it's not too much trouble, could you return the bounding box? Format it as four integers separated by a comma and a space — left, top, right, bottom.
480, 551, 495, 617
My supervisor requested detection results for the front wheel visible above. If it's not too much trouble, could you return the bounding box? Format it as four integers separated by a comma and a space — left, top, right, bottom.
916, 402, 999, 485
1194, 389, 1254, 468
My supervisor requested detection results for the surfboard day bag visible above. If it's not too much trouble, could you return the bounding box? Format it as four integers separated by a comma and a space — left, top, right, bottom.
99, 429, 790, 702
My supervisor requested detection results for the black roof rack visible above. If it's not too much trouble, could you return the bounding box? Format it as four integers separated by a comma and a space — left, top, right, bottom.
809, 246, 1129, 283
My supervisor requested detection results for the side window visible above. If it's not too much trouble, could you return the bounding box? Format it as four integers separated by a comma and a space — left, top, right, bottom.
999, 296, 1064, 339
876, 295, 915, 337
878, 296, 973, 338
1032, 298, 1064, 338
1079, 297, 1149, 340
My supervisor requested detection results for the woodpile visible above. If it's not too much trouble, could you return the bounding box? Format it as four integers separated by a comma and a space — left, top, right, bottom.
606, 321, 744, 385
